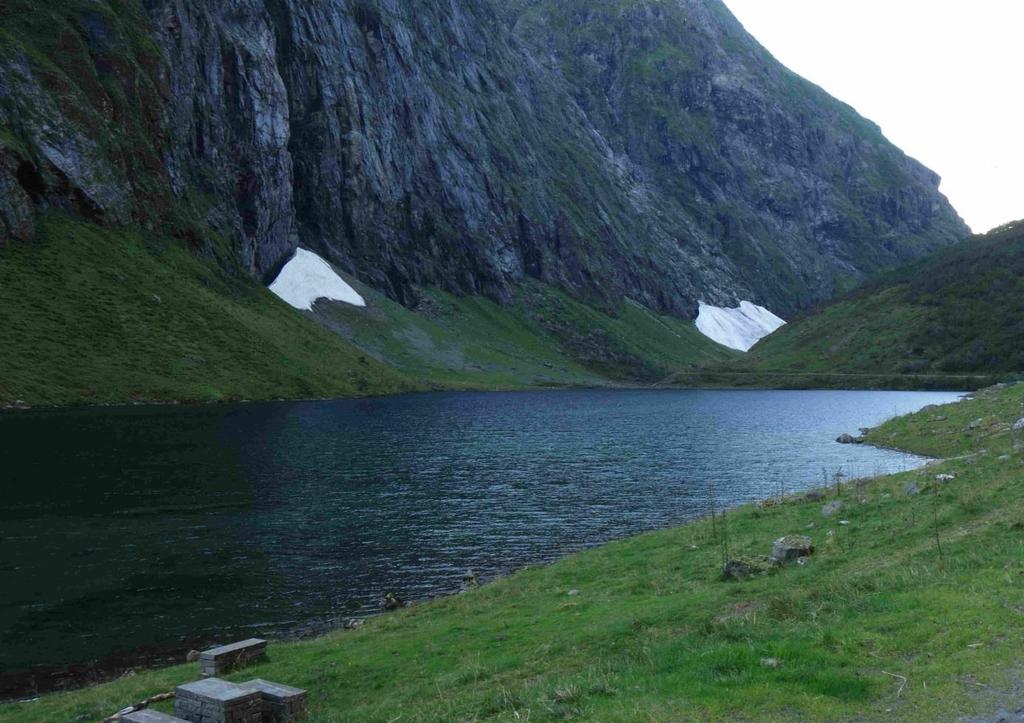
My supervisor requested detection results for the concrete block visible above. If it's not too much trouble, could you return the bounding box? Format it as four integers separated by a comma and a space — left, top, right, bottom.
175, 678, 261, 723
198, 639, 267, 676
240, 678, 308, 722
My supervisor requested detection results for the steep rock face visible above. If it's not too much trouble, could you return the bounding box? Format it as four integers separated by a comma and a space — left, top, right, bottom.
510, 0, 968, 310
0, 0, 967, 316
0, 2, 166, 238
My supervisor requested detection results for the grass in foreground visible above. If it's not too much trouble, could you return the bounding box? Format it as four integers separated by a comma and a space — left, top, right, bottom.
0, 214, 415, 406
5, 385, 1024, 721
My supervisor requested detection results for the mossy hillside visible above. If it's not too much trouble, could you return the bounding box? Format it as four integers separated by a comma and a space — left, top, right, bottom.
315, 278, 737, 391
729, 220, 1024, 379
8, 385, 1024, 721
0, 212, 738, 406
314, 282, 606, 392
0, 0, 170, 214
866, 382, 1024, 458
0, 214, 415, 406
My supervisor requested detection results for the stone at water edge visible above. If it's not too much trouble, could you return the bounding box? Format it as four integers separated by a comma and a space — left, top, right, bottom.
382, 593, 405, 611
771, 535, 815, 563
836, 433, 864, 444
802, 489, 826, 502
821, 500, 844, 518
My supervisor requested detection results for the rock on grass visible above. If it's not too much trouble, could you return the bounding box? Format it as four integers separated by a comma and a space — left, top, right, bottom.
771, 535, 815, 563
721, 556, 780, 581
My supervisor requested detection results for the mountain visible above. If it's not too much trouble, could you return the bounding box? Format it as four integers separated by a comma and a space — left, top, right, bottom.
718, 220, 1024, 385
0, 0, 969, 404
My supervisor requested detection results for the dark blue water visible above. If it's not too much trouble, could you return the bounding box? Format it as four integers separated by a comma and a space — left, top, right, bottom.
0, 389, 960, 695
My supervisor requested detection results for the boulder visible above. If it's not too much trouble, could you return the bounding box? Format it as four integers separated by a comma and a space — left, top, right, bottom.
835, 433, 863, 444
1013, 418, 1024, 432
935, 473, 956, 482
968, 418, 983, 430
821, 500, 844, 518
382, 593, 405, 611
721, 556, 779, 581
771, 535, 815, 563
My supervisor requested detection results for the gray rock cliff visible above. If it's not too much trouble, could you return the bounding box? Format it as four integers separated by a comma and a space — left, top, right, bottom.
0, 0, 968, 317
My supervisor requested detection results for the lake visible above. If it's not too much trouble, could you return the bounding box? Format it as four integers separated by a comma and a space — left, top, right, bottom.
0, 389, 961, 696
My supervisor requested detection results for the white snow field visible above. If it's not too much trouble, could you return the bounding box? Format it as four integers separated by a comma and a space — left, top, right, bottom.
269, 248, 366, 311
695, 300, 786, 352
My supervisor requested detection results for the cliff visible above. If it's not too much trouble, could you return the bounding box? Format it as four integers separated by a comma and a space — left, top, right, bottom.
0, 0, 967, 321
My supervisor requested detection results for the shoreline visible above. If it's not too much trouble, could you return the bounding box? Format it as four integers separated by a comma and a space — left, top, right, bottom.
3, 383, 1018, 720
0, 374, 983, 415
0, 412, 946, 702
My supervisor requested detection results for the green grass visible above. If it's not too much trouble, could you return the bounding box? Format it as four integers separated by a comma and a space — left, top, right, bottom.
723, 220, 1024, 382
0, 214, 415, 405
266, 275, 735, 394
7, 384, 1024, 721
0, 214, 736, 406
313, 282, 606, 391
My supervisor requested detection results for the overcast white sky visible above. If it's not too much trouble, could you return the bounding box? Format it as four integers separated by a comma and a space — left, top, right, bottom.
723, 0, 1023, 233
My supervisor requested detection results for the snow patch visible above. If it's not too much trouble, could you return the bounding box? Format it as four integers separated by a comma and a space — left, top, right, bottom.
269, 248, 366, 311
695, 300, 786, 352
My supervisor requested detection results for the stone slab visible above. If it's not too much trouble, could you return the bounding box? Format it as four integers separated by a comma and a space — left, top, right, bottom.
198, 638, 267, 676
123, 711, 190, 723
240, 678, 308, 722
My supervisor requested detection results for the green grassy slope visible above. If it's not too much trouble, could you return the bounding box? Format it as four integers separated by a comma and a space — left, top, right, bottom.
730, 220, 1024, 382
317, 280, 736, 391
0, 214, 415, 406
0, 214, 736, 406
8, 384, 1024, 721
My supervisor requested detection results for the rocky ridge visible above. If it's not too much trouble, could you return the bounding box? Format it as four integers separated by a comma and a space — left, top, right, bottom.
0, 0, 967, 320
